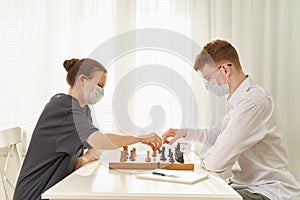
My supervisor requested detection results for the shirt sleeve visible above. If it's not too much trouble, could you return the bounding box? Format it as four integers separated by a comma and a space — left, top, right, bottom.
56, 100, 98, 156
71, 103, 99, 143
184, 118, 224, 145
201, 98, 268, 172
184, 128, 220, 145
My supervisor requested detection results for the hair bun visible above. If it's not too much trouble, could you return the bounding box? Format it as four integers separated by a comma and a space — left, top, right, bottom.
63, 58, 79, 72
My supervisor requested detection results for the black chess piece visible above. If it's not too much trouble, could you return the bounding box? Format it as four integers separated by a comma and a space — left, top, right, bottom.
175, 151, 184, 163
160, 146, 167, 161
168, 148, 172, 157
175, 143, 184, 163
175, 143, 180, 153
169, 152, 175, 163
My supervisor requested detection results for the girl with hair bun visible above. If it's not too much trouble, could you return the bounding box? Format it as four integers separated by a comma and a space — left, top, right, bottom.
14, 58, 162, 200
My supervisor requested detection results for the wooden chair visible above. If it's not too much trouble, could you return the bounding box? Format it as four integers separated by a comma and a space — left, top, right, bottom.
0, 127, 23, 200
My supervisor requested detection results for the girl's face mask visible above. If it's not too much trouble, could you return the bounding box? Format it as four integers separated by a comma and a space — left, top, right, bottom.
83, 75, 105, 105
84, 84, 104, 105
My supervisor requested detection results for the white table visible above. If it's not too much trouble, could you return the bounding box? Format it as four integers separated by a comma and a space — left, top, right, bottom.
42, 151, 242, 200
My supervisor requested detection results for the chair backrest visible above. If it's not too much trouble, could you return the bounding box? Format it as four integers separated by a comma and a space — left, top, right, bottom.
0, 127, 23, 200
0, 127, 22, 148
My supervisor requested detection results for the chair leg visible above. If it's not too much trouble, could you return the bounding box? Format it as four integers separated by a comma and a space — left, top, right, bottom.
3, 145, 22, 189
0, 169, 8, 200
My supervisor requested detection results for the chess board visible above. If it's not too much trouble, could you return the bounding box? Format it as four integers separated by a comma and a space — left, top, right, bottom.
108, 149, 194, 170
109, 161, 194, 170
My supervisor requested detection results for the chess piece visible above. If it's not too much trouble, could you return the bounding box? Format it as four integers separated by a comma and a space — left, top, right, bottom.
130, 149, 136, 161
168, 148, 172, 157
145, 150, 151, 162
120, 150, 126, 162
123, 146, 129, 157
169, 152, 175, 163
160, 146, 167, 161
175, 143, 184, 163
175, 152, 184, 163
152, 150, 157, 157
175, 143, 180, 153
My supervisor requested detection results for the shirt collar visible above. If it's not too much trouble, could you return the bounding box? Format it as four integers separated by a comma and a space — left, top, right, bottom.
228, 76, 253, 108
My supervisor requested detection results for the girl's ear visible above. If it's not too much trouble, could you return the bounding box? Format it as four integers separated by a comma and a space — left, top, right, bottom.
77, 74, 86, 87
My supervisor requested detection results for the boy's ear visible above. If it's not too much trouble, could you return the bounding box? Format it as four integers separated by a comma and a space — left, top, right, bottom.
221, 63, 232, 75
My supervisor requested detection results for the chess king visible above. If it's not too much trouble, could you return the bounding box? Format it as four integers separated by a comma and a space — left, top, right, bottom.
162, 40, 300, 200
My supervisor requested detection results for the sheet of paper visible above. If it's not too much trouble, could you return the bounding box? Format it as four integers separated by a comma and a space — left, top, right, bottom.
135, 169, 208, 184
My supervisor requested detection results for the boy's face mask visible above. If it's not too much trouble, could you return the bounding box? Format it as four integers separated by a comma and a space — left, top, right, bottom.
202, 65, 231, 97
206, 76, 229, 97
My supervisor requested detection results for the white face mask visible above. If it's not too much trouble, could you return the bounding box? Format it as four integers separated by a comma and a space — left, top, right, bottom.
84, 85, 104, 105
206, 79, 229, 97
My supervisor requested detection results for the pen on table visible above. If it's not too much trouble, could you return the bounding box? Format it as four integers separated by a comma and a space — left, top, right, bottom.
152, 171, 179, 178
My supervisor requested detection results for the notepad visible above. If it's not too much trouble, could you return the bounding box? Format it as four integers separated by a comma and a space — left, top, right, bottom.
135, 169, 208, 184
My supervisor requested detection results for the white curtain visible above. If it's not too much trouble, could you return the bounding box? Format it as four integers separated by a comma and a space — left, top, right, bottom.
0, 0, 117, 135
0, 0, 299, 191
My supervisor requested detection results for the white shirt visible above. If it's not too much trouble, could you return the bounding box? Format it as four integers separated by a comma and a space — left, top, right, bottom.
185, 77, 300, 200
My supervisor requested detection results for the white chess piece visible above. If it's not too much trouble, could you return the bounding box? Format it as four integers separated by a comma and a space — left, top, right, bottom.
120, 150, 126, 162
145, 151, 151, 162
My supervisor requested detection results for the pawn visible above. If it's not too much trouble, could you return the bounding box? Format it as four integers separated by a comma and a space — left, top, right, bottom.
120, 150, 126, 162
130, 149, 136, 161
169, 152, 175, 163
145, 150, 151, 162
123, 146, 129, 157
133, 147, 136, 157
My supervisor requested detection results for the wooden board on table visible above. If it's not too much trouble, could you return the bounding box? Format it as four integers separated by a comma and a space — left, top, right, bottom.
109, 162, 194, 170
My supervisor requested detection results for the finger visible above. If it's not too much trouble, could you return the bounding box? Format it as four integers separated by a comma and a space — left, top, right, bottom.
156, 134, 162, 143
153, 141, 161, 151
168, 137, 178, 145
152, 133, 162, 146
162, 132, 174, 143
162, 135, 168, 144
163, 138, 170, 144
163, 135, 174, 144
162, 129, 175, 139
156, 137, 162, 148
147, 142, 155, 150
